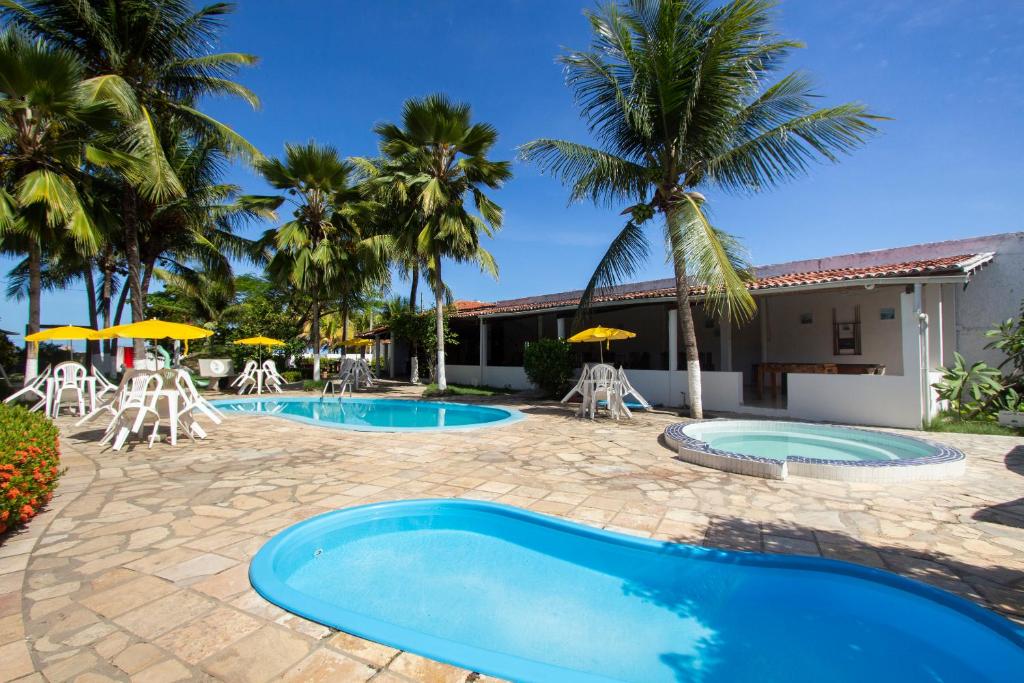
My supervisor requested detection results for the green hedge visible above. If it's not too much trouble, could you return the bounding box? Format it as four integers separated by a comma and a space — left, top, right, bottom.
523, 338, 576, 397
0, 404, 61, 535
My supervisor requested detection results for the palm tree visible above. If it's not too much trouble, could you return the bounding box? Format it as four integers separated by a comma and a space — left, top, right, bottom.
255, 142, 383, 381
0, 29, 150, 379
521, 0, 883, 417
372, 94, 511, 392
2, 0, 261, 357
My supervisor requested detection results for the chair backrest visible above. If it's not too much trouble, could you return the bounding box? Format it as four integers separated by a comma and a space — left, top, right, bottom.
262, 359, 283, 379
174, 369, 200, 403
25, 365, 52, 390
588, 363, 618, 383
123, 372, 163, 410
54, 362, 87, 385
338, 358, 356, 379
93, 368, 117, 390
239, 360, 258, 377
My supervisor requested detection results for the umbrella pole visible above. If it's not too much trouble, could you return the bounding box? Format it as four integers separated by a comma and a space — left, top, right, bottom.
598, 342, 603, 364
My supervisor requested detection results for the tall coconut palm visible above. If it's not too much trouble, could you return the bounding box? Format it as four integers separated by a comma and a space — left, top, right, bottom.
2, 0, 261, 357
0, 29, 154, 379
521, 0, 883, 417
373, 94, 511, 392
255, 142, 384, 381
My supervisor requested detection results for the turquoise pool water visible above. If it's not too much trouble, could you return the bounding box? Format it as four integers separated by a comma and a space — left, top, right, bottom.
681, 420, 936, 462
213, 397, 521, 431
250, 500, 1024, 682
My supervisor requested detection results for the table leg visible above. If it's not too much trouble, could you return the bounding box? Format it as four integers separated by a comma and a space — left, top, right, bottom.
169, 395, 178, 446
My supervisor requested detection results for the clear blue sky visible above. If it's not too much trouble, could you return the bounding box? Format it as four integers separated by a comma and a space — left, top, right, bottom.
3, 0, 1022, 341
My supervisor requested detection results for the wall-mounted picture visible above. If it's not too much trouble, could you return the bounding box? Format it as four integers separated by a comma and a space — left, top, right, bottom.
800, 312, 814, 325
880, 307, 896, 320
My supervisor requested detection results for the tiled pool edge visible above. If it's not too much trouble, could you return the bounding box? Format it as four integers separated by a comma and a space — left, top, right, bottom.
210, 396, 526, 432
663, 421, 966, 482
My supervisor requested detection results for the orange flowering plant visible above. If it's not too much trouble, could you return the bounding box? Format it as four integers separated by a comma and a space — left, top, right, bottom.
0, 404, 61, 535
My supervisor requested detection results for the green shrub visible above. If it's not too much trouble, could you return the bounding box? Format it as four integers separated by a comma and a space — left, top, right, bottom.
0, 404, 61, 535
523, 338, 575, 397
281, 370, 302, 383
302, 379, 326, 392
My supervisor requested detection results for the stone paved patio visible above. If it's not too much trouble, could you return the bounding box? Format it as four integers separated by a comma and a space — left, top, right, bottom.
1, 382, 1022, 681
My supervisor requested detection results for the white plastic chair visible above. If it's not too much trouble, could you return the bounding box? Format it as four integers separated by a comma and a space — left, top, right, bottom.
102, 372, 164, 450
4, 365, 51, 412
261, 359, 285, 393
617, 367, 651, 410
175, 369, 222, 427
322, 358, 355, 397
581, 363, 620, 420
51, 362, 88, 417
233, 360, 259, 395
93, 368, 118, 402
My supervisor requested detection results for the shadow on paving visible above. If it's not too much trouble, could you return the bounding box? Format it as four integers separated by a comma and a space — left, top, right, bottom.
621, 516, 1023, 681
653, 516, 1024, 624
974, 445, 1024, 529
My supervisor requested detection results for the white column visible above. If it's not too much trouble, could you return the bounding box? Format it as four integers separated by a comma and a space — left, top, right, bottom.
758, 297, 769, 363
719, 315, 732, 372
901, 288, 926, 426
557, 317, 566, 340
479, 319, 488, 386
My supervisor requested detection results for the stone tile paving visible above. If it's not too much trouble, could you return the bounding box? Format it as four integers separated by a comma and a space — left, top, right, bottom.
0, 382, 1022, 681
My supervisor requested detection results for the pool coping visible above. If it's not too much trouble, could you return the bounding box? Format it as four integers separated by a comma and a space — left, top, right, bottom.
249, 499, 1024, 683
209, 395, 525, 432
663, 420, 966, 481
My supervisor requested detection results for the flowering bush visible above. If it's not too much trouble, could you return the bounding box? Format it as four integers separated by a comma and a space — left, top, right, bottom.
0, 404, 61, 535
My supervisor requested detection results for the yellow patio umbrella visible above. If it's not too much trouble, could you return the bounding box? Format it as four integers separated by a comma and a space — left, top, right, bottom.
234, 336, 285, 347
567, 325, 637, 363
96, 319, 213, 354
344, 338, 374, 348
233, 336, 285, 363
25, 325, 100, 359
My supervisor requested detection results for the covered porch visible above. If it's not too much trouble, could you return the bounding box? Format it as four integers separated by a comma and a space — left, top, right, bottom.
445, 280, 955, 429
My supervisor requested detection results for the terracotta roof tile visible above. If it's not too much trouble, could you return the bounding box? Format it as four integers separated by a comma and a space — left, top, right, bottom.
450, 253, 988, 318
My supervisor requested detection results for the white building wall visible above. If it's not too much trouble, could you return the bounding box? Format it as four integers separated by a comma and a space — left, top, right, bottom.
761, 286, 906, 374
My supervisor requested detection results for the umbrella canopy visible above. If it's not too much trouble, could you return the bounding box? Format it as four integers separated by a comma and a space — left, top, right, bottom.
567, 326, 637, 363
344, 338, 374, 348
233, 336, 285, 347
25, 325, 100, 342
95, 319, 213, 355
95, 319, 213, 341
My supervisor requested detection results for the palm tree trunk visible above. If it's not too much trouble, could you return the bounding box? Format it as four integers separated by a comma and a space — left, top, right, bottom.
122, 187, 146, 360
83, 265, 98, 369
434, 260, 447, 392
113, 281, 130, 326
668, 210, 703, 419
24, 239, 41, 383
100, 252, 113, 354
409, 263, 419, 384
311, 299, 321, 381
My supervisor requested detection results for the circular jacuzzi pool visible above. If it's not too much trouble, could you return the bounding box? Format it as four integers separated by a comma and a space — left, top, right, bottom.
663, 420, 965, 481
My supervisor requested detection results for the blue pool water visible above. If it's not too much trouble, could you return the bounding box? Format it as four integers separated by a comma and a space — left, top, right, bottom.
682, 420, 938, 462
213, 397, 521, 431
250, 500, 1024, 683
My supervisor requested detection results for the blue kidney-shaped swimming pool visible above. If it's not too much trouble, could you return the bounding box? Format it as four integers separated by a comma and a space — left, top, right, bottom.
249, 500, 1024, 683
212, 397, 522, 431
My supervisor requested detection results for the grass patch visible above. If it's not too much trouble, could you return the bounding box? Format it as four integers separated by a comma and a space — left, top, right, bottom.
926, 412, 1023, 437
422, 383, 513, 397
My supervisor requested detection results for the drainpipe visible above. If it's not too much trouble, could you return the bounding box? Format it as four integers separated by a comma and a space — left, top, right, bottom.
914, 284, 930, 426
